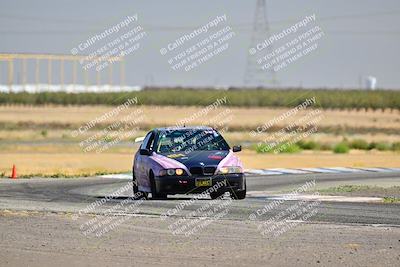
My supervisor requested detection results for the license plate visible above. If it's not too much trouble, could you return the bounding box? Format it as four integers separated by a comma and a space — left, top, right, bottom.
195, 178, 212, 187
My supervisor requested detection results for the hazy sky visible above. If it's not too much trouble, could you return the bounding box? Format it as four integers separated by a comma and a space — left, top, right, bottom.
1, 0, 399, 89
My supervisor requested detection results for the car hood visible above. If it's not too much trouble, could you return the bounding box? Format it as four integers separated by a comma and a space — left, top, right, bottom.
163, 150, 229, 168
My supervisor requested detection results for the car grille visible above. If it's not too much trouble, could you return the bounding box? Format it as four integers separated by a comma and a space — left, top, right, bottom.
190, 167, 203, 175
203, 167, 216, 175
189, 166, 216, 176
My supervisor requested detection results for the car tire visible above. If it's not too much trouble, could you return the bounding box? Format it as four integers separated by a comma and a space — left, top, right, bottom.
150, 172, 167, 200
210, 191, 225, 200
231, 183, 246, 200
132, 169, 148, 199
132, 170, 138, 194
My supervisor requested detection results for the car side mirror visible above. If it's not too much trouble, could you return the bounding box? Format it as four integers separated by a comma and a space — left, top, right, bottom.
232, 145, 242, 152
139, 148, 151, 156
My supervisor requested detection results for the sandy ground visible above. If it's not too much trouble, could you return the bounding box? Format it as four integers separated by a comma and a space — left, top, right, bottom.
0, 172, 399, 266
0, 150, 399, 176
0, 211, 399, 267
315, 185, 400, 198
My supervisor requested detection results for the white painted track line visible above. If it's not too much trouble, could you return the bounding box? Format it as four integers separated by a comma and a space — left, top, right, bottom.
322, 167, 366, 173
247, 191, 383, 203
268, 168, 311, 174
99, 167, 400, 179
298, 168, 339, 173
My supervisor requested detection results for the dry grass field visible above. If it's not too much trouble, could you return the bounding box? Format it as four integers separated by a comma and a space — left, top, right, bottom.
1, 105, 399, 131
0, 105, 399, 176
1, 149, 399, 177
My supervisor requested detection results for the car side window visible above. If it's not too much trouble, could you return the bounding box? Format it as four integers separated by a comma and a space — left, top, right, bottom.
140, 132, 152, 149
147, 132, 155, 150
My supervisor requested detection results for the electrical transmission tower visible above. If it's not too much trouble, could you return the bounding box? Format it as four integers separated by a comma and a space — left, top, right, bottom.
244, 0, 278, 88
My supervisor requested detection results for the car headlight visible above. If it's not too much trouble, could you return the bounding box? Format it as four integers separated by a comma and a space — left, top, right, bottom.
217, 166, 242, 174
167, 169, 175, 176
159, 168, 185, 176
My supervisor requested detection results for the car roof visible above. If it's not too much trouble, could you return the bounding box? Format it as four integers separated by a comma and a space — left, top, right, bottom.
154, 126, 214, 132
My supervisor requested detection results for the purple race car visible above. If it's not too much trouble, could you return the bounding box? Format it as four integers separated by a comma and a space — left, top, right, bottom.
132, 126, 246, 200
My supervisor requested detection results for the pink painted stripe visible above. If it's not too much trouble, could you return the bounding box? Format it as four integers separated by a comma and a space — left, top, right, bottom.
150, 153, 190, 173
216, 150, 243, 172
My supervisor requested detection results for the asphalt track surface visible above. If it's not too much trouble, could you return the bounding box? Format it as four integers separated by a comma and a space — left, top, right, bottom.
1, 171, 399, 226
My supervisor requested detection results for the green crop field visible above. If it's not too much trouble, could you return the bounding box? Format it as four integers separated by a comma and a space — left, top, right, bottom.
1, 88, 399, 110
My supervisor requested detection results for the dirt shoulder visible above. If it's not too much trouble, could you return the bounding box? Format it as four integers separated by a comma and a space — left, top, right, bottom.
0, 211, 399, 267
314, 185, 400, 201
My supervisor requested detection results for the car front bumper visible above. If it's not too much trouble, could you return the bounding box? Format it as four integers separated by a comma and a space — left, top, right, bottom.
154, 173, 245, 194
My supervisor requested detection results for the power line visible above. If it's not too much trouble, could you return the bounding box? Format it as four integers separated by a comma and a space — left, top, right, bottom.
1, 9, 400, 28
1, 9, 400, 37
244, 0, 278, 87
1, 29, 399, 36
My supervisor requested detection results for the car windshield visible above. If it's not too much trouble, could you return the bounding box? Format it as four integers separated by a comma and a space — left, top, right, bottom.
156, 129, 229, 154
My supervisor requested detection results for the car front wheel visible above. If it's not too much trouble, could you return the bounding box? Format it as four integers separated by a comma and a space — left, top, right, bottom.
210, 191, 225, 199
132, 170, 148, 199
150, 172, 167, 200
231, 183, 246, 200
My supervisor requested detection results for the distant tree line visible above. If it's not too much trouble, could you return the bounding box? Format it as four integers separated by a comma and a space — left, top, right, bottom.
0, 88, 399, 110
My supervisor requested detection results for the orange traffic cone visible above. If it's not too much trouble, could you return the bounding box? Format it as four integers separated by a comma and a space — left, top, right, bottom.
10, 164, 17, 179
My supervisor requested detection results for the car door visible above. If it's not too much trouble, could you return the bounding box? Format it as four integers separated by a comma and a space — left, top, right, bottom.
135, 132, 152, 188
137, 131, 156, 191
140, 132, 156, 189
